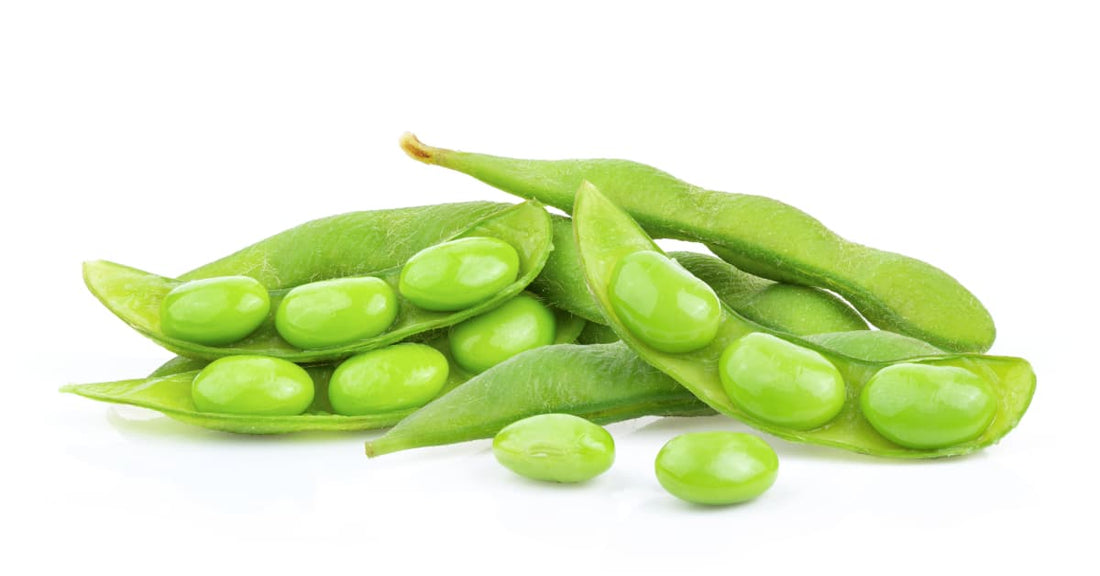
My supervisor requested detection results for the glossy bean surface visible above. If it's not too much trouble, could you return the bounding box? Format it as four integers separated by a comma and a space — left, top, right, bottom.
450, 293, 556, 373
275, 277, 398, 349
493, 414, 615, 483
191, 356, 314, 416
160, 276, 270, 345
574, 182, 1034, 458
655, 432, 778, 505
861, 363, 997, 449
400, 236, 520, 311
608, 250, 721, 353
402, 134, 994, 353
329, 344, 450, 415
720, 333, 846, 430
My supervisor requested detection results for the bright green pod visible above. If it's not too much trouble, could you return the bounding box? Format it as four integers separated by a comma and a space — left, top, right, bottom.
493, 414, 615, 483
450, 294, 556, 373
861, 363, 997, 449
402, 134, 995, 353
275, 277, 397, 349
719, 333, 845, 430
159, 276, 270, 345
191, 355, 314, 416
574, 182, 1035, 458
399, 236, 520, 311
329, 343, 450, 415
655, 432, 778, 505
608, 251, 721, 354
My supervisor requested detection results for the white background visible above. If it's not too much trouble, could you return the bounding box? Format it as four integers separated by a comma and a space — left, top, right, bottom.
2, 1, 1097, 574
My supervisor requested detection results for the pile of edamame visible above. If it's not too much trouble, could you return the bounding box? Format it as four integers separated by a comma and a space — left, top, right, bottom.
63, 135, 1035, 506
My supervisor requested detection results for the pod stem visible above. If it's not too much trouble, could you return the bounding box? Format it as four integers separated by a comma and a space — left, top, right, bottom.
400, 132, 447, 165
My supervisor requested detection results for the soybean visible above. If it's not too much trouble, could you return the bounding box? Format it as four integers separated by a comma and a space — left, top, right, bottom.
608, 250, 721, 353
574, 182, 1035, 458
861, 363, 997, 449
719, 333, 846, 430
493, 414, 615, 483
449, 293, 556, 373
275, 277, 398, 349
191, 356, 314, 416
399, 237, 520, 311
401, 133, 994, 353
329, 344, 450, 416
655, 432, 778, 505
160, 276, 270, 345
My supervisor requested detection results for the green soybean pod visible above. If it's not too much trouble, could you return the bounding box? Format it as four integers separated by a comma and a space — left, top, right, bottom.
399, 237, 520, 311
180, 202, 511, 288
329, 343, 450, 415
159, 276, 270, 345
608, 250, 722, 353
63, 338, 473, 435
83, 201, 553, 363
861, 363, 997, 449
719, 333, 846, 430
493, 414, 615, 483
655, 432, 779, 505
449, 293, 556, 373
574, 182, 1035, 458
402, 134, 994, 353
191, 356, 314, 416
365, 343, 712, 457
275, 277, 398, 349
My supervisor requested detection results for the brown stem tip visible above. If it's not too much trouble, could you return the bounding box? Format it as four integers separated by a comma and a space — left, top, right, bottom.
399, 132, 441, 164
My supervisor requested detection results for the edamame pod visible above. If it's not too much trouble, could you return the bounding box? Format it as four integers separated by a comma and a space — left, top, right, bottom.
402, 134, 994, 353
365, 343, 712, 457
84, 201, 553, 363
574, 182, 1034, 458
62, 340, 473, 434
180, 202, 511, 288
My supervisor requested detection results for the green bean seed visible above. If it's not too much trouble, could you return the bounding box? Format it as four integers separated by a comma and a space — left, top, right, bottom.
493, 414, 615, 483
191, 355, 314, 416
399, 237, 520, 311
719, 333, 845, 430
861, 363, 997, 449
160, 276, 270, 345
608, 251, 721, 353
329, 343, 450, 415
654, 432, 778, 505
275, 277, 397, 349
450, 293, 556, 373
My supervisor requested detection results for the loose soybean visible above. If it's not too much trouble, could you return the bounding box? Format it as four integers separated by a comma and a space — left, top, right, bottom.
655, 432, 778, 505
493, 413, 615, 483
329, 344, 450, 415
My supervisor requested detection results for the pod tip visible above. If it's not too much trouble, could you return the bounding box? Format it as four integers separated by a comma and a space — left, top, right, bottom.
399, 132, 439, 164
